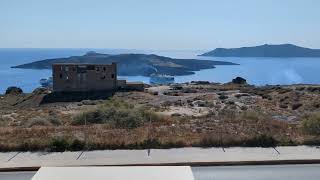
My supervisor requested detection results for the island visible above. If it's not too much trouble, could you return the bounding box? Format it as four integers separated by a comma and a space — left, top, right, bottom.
200, 44, 320, 57
12, 51, 237, 76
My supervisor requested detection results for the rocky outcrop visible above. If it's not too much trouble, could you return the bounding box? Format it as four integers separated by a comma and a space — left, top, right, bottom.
232, 77, 247, 84
5, 86, 23, 95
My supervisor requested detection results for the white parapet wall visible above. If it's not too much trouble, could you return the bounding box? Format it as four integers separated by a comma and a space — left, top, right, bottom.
31, 166, 195, 180
1, 146, 320, 169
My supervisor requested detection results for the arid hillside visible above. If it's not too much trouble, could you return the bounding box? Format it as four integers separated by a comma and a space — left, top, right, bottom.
1, 80, 320, 151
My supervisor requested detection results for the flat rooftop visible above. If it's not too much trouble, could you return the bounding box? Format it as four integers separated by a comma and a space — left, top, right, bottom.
52, 63, 116, 66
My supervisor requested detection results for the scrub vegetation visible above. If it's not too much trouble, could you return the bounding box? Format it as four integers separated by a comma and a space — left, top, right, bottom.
1, 82, 320, 151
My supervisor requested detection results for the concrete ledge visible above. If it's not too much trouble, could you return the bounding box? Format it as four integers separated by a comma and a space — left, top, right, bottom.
2, 159, 320, 172
0, 146, 320, 171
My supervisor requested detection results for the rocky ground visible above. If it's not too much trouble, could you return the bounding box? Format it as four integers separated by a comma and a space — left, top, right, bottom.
1, 80, 320, 151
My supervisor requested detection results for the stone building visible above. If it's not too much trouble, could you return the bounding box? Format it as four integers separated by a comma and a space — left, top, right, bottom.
52, 63, 117, 92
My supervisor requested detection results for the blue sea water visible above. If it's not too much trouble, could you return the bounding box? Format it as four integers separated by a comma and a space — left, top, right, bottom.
1, 48, 320, 93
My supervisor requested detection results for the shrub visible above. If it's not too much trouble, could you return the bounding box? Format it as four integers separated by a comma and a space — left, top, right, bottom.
302, 113, 320, 135
49, 137, 69, 152
25, 117, 52, 127
279, 104, 288, 109
0, 116, 7, 127
218, 95, 228, 100
140, 108, 163, 122
69, 139, 85, 151
303, 136, 320, 146
72, 97, 163, 128
48, 116, 62, 126
292, 103, 302, 110
199, 135, 221, 147
261, 94, 272, 100
141, 139, 162, 149
112, 108, 144, 128
278, 138, 297, 146
244, 134, 278, 147
72, 109, 105, 125
5, 86, 23, 95
199, 133, 247, 147
240, 111, 261, 122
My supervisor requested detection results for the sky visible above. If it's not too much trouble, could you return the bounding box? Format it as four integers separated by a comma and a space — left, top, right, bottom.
0, 0, 320, 50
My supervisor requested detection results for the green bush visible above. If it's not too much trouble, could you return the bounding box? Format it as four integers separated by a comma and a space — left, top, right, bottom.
303, 136, 320, 146
244, 134, 278, 147
72, 109, 105, 125
49, 138, 69, 152
199, 135, 221, 147
302, 113, 320, 135
69, 139, 85, 151
72, 97, 163, 128
198, 134, 278, 148
48, 116, 62, 126
278, 138, 297, 146
48, 138, 86, 152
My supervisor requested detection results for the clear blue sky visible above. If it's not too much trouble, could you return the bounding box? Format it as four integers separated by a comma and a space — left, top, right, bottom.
1, 0, 319, 50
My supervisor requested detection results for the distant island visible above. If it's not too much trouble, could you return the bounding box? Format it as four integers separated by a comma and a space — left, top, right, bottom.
12, 52, 237, 76
200, 44, 320, 57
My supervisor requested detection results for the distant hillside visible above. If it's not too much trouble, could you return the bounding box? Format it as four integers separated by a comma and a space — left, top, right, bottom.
12, 52, 237, 76
200, 44, 320, 57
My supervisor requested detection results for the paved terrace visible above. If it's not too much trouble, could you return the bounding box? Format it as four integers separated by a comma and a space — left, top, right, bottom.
0, 146, 320, 170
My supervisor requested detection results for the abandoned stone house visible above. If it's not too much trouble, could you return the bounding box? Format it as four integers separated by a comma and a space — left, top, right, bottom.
52, 63, 117, 92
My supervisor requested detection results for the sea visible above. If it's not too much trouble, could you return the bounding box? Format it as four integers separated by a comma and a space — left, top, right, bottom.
1, 48, 320, 94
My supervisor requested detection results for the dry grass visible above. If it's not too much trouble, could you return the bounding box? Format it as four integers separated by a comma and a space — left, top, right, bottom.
72, 97, 166, 128
0, 110, 302, 151
2, 85, 320, 151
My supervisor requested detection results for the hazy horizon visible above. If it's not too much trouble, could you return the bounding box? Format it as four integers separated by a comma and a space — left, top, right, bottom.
1, 0, 320, 50
0, 43, 319, 52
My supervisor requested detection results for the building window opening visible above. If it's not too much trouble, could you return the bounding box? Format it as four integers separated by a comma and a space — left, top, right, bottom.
101, 76, 106, 80
59, 73, 63, 79
103, 67, 106, 71
111, 74, 115, 79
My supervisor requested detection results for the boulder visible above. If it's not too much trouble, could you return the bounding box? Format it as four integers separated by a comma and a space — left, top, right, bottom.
32, 87, 50, 95
193, 100, 206, 107
5, 86, 23, 95
292, 103, 303, 110
232, 77, 247, 84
